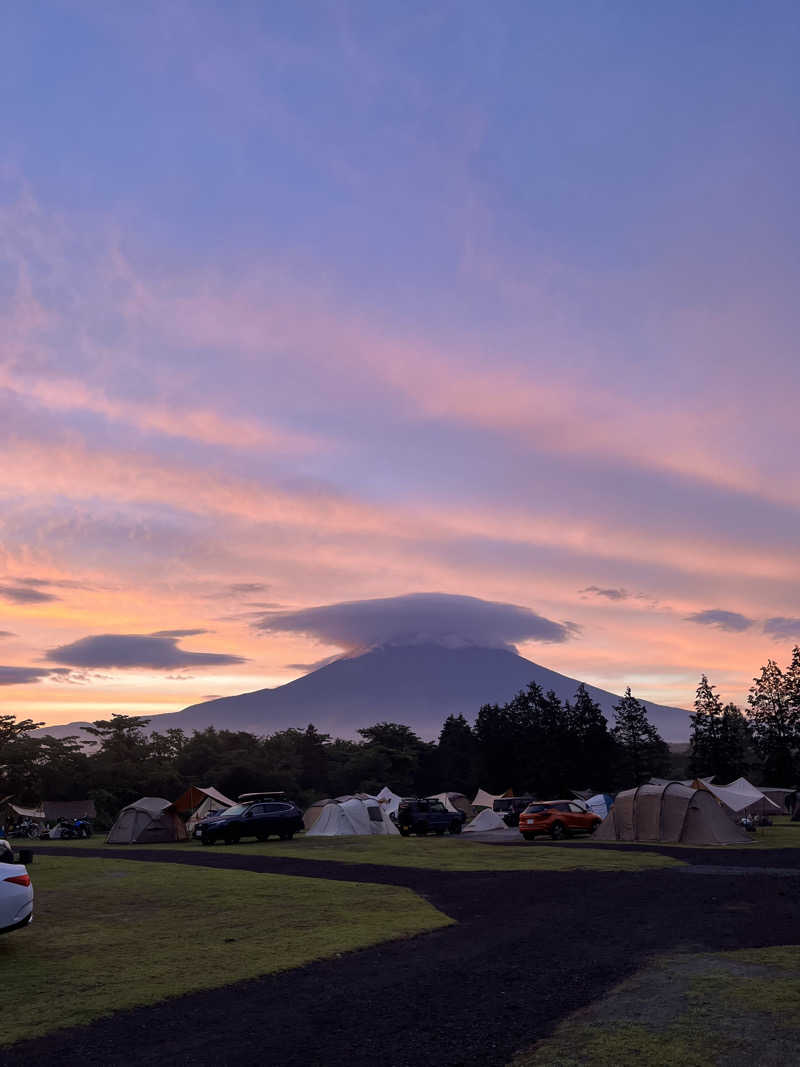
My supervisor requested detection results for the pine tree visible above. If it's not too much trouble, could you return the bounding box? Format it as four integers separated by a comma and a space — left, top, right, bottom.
436, 714, 479, 795
716, 703, 751, 782
568, 684, 617, 790
612, 687, 670, 784
689, 674, 723, 778
748, 658, 800, 784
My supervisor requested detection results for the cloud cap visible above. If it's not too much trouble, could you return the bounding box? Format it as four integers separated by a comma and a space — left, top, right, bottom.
47, 634, 246, 670
256, 592, 578, 653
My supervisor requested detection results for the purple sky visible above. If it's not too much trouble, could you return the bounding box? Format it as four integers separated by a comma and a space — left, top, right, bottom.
2, 2, 800, 726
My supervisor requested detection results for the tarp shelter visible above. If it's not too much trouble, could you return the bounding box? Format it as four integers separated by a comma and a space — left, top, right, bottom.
5, 803, 46, 823
171, 786, 235, 833
693, 777, 779, 816
375, 786, 403, 820
472, 788, 512, 810
463, 808, 507, 833
306, 795, 399, 837
761, 788, 794, 815
428, 792, 474, 819
107, 797, 188, 844
594, 782, 751, 845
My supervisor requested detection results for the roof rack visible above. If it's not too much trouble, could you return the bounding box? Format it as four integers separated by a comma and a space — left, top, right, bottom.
238, 791, 285, 801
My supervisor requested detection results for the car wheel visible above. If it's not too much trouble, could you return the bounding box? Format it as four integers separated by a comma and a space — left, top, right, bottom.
522, 832, 535, 841
549, 821, 566, 841
449, 821, 462, 835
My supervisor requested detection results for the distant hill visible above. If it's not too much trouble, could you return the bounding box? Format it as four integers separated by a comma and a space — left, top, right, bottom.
39, 643, 691, 742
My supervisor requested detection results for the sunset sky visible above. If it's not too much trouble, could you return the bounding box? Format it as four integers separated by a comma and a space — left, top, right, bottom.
2, 2, 800, 729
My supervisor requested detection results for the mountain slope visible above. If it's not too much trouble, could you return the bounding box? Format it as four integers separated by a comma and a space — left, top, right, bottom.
39, 644, 691, 742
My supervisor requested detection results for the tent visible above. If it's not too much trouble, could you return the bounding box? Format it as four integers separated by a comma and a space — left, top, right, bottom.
594, 782, 751, 845
171, 786, 235, 833
303, 798, 335, 831
472, 787, 512, 810
692, 777, 779, 816
375, 786, 403, 820
305, 795, 399, 837
586, 793, 614, 819
106, 797, 188, 844
462, 808, 508, 833
427, 792, 474, 819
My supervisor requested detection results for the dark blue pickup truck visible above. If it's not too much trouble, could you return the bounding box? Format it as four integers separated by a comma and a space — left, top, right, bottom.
394, 798, 464, 837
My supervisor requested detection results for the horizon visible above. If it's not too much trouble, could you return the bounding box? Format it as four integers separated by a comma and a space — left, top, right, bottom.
3, 3, 800, 728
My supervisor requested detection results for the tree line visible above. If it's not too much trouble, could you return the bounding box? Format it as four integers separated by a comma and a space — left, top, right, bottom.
3, 649, 799, 828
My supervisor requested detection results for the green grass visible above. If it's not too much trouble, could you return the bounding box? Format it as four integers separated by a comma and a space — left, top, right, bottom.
0, 855, 451, 1047
31, 834, 685, 871
512, 944, 800, 1066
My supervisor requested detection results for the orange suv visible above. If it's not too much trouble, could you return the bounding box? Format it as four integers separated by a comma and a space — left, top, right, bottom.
518, 800, 601, 841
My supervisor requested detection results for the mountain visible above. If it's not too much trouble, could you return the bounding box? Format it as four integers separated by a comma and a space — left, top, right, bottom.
39, 643, 691, 742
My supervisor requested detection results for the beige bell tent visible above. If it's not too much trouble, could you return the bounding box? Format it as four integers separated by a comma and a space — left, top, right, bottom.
594, 782, 751, 845
171, 786, 235, 833
107, 797, 188, 844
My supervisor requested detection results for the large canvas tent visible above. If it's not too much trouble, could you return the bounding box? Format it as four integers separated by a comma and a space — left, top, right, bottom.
306, 795, 399, 837
171, 786, 235, 833
107, 797, 188, 844
594, 782, 751, 845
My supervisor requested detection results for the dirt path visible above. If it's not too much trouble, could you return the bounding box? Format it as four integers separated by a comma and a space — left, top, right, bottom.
4, 849, 799, 1067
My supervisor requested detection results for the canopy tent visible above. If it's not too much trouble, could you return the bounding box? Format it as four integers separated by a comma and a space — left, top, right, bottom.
693, 777, 779, 816
305, 795, 399, 837
107, 797, 188, 844
427, 792, 474, 819
472, 788, 512, 810
375, 786, 403, 820
462, 808, 507, 833
171, 786, 235, 833
5, 804, 46, 822
586, 793, 614, 819
594, 782, 751, 845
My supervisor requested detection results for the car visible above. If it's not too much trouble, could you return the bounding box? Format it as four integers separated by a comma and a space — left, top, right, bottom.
492, 796, 535, 828
192, 809, 226, 839
0, 839, 33, 935
394, 798, 464, 837
517, 800, 601, 840
199, 799, 304, 845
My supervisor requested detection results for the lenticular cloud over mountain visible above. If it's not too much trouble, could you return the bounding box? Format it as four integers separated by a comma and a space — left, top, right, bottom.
255, 592, 578, 653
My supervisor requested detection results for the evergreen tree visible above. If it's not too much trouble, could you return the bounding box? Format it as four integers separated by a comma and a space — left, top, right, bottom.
748, 657, 800, 783
716, 703, 751, 782
436, 714, 479, 795
611, 687, 670, 784
689, 674, 723, 778
568, 684, 617, 790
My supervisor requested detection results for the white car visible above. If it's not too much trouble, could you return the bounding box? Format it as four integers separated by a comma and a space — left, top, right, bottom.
0, 839, 33, 934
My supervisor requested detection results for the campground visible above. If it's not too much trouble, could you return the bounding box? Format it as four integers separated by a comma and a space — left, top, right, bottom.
2, 829, 800, 1065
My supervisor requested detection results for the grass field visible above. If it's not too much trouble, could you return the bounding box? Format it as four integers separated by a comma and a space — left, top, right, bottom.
30, 834, 686, 871
513, 943, 800, 1066
0, 855, 451, 1047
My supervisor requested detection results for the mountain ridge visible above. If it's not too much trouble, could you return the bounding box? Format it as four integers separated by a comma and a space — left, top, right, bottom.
37, 643, 691, 743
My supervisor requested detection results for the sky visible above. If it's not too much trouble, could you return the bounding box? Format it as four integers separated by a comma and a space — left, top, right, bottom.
2, 0, 800, 729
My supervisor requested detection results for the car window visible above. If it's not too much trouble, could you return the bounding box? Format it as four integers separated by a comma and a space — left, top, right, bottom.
428, 801, 447, 813
223, 804, 248, 817
523, 804, 548, 814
